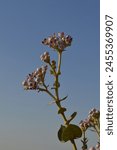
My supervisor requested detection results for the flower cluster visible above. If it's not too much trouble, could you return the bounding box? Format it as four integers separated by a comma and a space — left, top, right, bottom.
79, 119, 91, 131
88, 108, 100, 127
22, 66, 47, 90
88, 108, 100, 120
42, 32, 72, 51
80, 108, 100, 132
40, 52, 50, 63
80, 108, 100, 150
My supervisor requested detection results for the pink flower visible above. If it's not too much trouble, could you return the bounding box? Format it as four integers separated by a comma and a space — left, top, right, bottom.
42, 32, 72, 51
22, 66, 48, 90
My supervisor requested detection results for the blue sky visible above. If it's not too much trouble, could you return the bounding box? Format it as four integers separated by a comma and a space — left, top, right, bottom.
0, 0, 99, 150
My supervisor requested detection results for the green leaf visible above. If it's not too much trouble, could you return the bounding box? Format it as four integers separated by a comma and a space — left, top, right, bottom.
58, 107, 67, 114
50, 69, 54, 75
67, 112, 77, 124
70, 112, 77, 118
62, 124, 82, 142
58, 124, 82, 143
58, 125, 66, 142
60, 95, 68, 101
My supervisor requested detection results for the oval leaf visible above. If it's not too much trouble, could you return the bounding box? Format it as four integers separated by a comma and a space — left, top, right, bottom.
58, 125, 66, 142
62, 124, 82, 142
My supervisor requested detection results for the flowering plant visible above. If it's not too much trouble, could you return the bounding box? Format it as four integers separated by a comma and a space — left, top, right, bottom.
22, 32, 100, 150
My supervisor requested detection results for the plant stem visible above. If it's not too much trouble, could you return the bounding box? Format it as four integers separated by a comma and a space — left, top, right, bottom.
54, 52, 68, 123
71, 140, 77, 150
55, 51, 77, 150
81, 131, 88, 150
44, 85, 57, 101
94, 125, 100, 140
57, 52, 62, 74
54, 52, 62, 101
44, 51, 78, 150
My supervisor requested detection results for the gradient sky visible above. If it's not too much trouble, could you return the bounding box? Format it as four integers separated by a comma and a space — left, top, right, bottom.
0, 0, 99, 150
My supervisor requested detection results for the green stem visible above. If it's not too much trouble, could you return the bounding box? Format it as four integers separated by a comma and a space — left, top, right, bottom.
54, 52, 62, 101
45, 88, 57, 101
71, 140, 77, 150
44, 51, 78, 150
55, 52, 78, 150
94, 125, 100, 140
57, 52, 62, 74
43, 83, 68, 124
48, 62, 56, 76
81, 131, 88, 150
54, 52, 68, 123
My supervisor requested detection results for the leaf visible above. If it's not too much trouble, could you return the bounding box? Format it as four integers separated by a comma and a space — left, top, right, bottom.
60, 95, 68, 101
50, 69, 54, 75
58, 124, 82, 143
67, 112, 77, 124
58, 107, 67, 114
58, 125, 66, 142
71, 112, 77, 118
62, 124, 82, 142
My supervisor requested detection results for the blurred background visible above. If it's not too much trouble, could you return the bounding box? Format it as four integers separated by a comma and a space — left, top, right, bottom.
0, 0, 99, 150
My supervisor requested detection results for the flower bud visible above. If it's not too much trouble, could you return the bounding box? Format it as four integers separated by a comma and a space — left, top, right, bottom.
51, 60, 56, 69
40, 52, 50, 63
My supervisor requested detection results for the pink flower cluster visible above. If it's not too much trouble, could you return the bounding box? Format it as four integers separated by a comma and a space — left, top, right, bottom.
22, 66, 47, 90
80, 108, 100, 131
89, 108, 100, 120
79, 119, 91, 131
88, 108, 100, 126
42, 32, 72, 51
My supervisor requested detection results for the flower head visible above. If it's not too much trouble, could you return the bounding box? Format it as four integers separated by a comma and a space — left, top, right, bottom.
88, 108, 100, 126
79, 118, 91, 131
89, 108, 100, 119
79, 108, 100, 132
42, 32, 72, 51
22, 65, 47, 90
